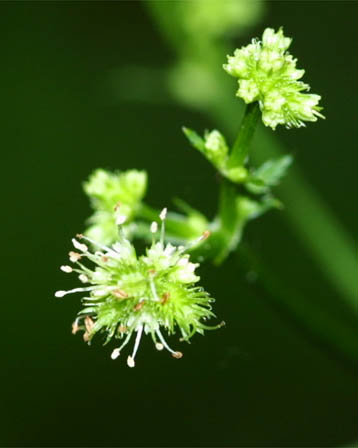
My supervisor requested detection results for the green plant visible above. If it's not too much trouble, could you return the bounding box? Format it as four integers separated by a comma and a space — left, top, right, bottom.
56, 28, 324, 367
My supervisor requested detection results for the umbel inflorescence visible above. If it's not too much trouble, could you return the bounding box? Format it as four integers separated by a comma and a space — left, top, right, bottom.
224, 27, 324, 129
56, 209, 223, 367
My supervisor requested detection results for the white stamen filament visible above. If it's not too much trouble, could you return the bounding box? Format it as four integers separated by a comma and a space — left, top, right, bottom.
79, 235, 119, 258
156, 328, 176, 355
93, 289, 110, 297
130, 325, 144, 365
111, 331, 133, 361
149, 277, 159, 302
55, 286, 96, 298
160, 218, 166, 245
182, 230, 211, 253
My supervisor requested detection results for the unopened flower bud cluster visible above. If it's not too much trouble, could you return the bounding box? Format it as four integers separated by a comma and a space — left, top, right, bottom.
224, 27, 324, 129
83, 169, 147, 246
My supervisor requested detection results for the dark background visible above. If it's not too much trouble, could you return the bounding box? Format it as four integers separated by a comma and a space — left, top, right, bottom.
1, 1, 357, 446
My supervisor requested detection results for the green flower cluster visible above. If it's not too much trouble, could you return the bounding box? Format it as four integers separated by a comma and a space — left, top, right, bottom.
83, 169, 147, 245
56, 210, 222, 367
224, 27, 324, 129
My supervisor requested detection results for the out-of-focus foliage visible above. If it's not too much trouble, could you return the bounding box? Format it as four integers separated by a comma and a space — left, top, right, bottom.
84, 169, 147, 245
177, 0, 263, 42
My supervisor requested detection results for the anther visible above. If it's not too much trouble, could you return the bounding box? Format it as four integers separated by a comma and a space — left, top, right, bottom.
84, 316, 94, 333
155, 343, 164, 351
69, 251, 81, 262
127, 356, 135, 368
159, 207, 167, 221
72, 238, 88, 252
150, 221, 158, 233
79, 274, 89, 283
172, 351, 183, 359
83, 332, 90, 342
134, 300, 146, 311
111, 348, 121, 360
114, 201, 121, 211
118, 325, 127, 334
71, 318, 80, 334
55, 290, 66, 298
200, 230, 211, 241
113, 289, 128, 299
161, 292, 170, 305
61, 265, 73, 273
116, 215, 127, 226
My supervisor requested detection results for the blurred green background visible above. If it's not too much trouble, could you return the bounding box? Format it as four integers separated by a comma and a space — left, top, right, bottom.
1, 1, 357, 446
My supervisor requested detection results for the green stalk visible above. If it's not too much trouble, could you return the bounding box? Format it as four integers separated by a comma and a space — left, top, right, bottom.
144, 2, 357, 362
228, 102, 260, 167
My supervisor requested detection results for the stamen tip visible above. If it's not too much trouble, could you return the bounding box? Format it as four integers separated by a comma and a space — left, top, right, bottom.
79, 274, 89, 283
150, 221, 158, 233
71, 319, 79, 334
111, 348, 121, 360
69, 251, 81, 262
172, 351, 183, 359
60, 265, 72, 273
72, 238, 88, 252
116, 215, 127, 226
155, 343, 164, 351
127, 356, 135, 368
55, 290, 66, 298
159, 207, 167, 221
201, 230, 211, 241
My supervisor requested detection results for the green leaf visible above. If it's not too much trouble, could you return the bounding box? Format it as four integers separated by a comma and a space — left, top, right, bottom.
182, 126, 206, 152
246, 154, 293, 194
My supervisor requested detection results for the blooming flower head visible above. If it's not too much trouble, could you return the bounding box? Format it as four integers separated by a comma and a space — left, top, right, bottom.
56, 210, 223, 367
83, 169, 147, 246
224, 27, 324, 129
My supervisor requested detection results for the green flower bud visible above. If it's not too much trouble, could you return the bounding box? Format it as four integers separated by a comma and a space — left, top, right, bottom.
83, 169, 147, 245
224, 27, 324, 130
203, 129, 229, 169
56, 210, 223, 367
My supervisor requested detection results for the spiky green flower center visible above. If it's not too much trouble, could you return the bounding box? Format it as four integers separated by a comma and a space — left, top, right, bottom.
224, 27, 324, 130
56, 211, 222, 367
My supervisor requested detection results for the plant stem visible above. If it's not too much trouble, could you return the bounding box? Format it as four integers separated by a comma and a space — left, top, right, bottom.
228, 102, 261, 168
